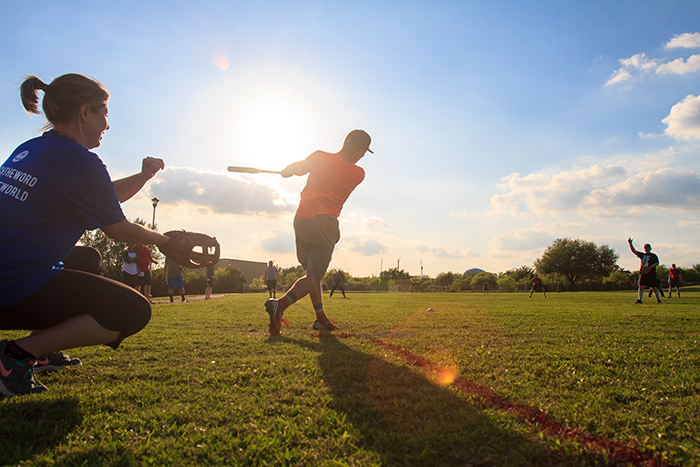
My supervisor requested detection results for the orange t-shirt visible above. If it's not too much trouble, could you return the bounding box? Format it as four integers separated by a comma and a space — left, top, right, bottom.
296, 151, 365, 219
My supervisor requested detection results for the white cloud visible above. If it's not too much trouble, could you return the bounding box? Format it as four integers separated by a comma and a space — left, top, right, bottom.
343, 236, 387, 256
662, 95, 700, 140
414, 244, 478, 259
678, 221, 700, 229
149, 167, 296, 216
492, 221, 587, 251
585, 168, 700, 212
606, 68, 632, 85
656, 54, 700, 75
492, 224, 552, 251
621, 53, 659, 71
256, 229, 295, 254
489, 153, 700, 219
606, 53, 658, 85
665, 32, 700, 49
361, 216, 386, 229
606, 35, 700, 85
491, 164, 627, 216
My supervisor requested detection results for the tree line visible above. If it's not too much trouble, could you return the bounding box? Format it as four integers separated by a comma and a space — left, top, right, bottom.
252, 238, 700, 293
80, 225, 700, 294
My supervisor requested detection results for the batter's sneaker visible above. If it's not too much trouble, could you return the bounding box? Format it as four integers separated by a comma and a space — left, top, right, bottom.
34, 351, 82, 374
0, 340, 38, 397
265, 299, 283, 335
313, 318, 341, 331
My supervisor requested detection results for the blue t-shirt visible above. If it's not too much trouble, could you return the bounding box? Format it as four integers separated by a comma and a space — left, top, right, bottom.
0, 130, 125, 307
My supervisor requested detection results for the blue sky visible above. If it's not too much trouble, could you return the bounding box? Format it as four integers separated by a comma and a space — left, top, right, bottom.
2, 1, 699, 277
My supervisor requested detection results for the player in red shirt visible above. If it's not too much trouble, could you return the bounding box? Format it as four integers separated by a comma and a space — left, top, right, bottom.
265, 130, 372, 335
133, 244, 156, 300
529, 274, 546, 298
668, 264, 682, 298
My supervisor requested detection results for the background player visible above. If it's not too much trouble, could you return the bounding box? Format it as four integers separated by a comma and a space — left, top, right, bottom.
628, 238, 661, 304
164, 257, 187, 303
668, 263, 682, 298
263, 261, 279, 299
329, 271, 347, 298
529, 274, 546, 298
134, 243, 157, 300
204, 262, 217, 300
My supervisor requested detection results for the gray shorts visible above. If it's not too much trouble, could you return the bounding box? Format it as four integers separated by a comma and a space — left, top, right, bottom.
294, 214, 340, 278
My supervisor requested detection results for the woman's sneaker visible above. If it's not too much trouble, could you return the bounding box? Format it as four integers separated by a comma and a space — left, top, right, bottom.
34, 351, 82, 373
0, 339, 38, 397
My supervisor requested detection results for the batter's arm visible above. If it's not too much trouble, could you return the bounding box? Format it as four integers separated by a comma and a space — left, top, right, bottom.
280, 159, 312, 178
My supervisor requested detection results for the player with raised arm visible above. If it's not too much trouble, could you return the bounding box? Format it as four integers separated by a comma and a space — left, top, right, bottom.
628, 238, 661, 304
265, 130, 373, 335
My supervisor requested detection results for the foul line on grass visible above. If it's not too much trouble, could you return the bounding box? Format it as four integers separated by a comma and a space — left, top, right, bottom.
311, 332, 667, 467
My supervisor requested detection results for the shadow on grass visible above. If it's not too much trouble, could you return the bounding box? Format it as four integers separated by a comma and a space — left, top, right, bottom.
0, 396, 82, 465
282, 335, 599, 466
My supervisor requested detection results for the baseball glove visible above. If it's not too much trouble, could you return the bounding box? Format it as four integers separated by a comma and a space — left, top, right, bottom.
161, 230, 220, 269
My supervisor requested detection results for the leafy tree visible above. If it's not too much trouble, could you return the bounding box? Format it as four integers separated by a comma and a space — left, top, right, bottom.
534, 238, 619, 286
471, 272, 497, 289
604, 270, 632, 284
78, 217, 159, 280
183, 269, 207, 294
499, 265, 534, 282
435, 271, 458, 288
380, 267, 411, 280
213, 266, 247, 293
497, 276, 517, 292
449, 277, 471, 291
250, 277, 266, 292
279, 265, 305, 288
681, 266, 699, 283
411, 276, 434, 292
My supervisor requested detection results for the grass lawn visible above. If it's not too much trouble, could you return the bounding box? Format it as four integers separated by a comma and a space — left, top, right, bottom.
2, 289, 699, 466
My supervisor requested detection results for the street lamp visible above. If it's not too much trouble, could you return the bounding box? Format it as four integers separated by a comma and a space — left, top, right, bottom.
151, 197, 159, 228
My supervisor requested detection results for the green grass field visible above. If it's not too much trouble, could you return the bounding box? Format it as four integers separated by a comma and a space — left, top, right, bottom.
2, 290, 699, 466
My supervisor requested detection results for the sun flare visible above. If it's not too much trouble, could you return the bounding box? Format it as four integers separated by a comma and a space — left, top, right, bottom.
233, 97, 312, 171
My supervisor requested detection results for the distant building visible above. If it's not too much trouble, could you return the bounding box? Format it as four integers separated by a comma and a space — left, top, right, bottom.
215, 258, 267, 290
464, 268, 485, 277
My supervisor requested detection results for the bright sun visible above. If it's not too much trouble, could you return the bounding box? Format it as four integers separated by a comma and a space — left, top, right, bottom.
234, 98, 312, 170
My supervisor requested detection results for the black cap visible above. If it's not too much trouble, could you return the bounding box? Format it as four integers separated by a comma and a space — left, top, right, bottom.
344, 129, 373, 154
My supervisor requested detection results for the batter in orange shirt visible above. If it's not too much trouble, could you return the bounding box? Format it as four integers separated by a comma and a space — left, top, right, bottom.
265, 130, 373, 335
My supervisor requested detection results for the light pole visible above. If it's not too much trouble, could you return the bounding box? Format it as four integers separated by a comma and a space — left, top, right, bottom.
151, 197, 159, 228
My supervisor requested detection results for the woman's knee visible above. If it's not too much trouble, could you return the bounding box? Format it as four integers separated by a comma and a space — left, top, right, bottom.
63, 246, 104, 275
95, 289, 152, 341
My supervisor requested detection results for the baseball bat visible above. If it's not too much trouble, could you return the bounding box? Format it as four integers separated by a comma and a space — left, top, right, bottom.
227, 166, 282, 175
